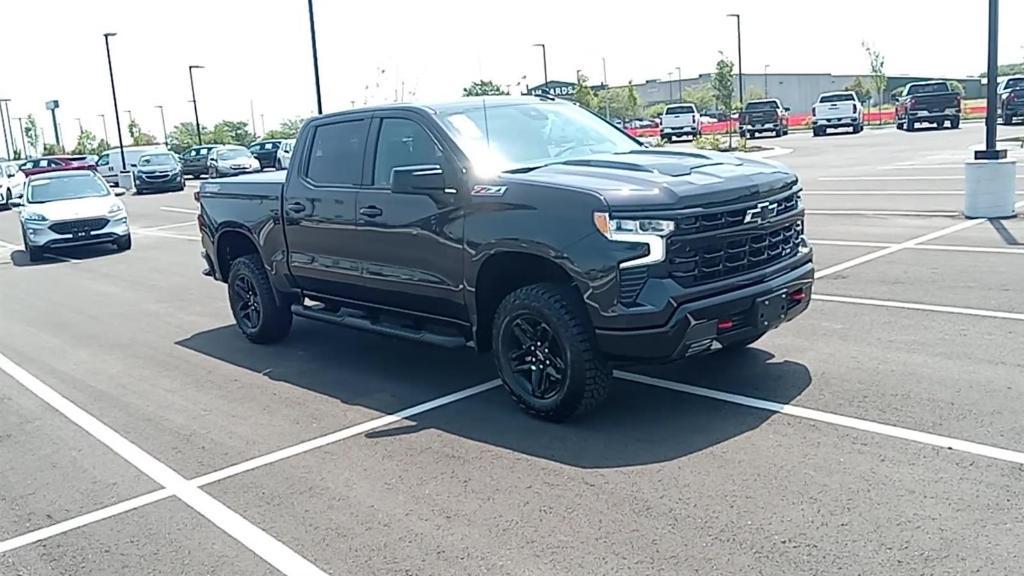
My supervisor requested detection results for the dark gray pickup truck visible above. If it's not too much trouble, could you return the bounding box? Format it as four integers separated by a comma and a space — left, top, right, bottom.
895, 81, 962, 131
196, 96, 814, 421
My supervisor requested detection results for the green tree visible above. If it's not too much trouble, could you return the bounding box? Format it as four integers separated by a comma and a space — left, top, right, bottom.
24, 114, 40, 154
573, 73, 600, 111
166, 122, 207, 154
644, 103, 667, 119
262, 116, 306, 140
862, 41, 887, 123
979, 63, 1024, 78
128, 119, 157, 146
599, 86, 641, 120
462, 79, 509, 97
948, 80, 965, 95
210, 120, 255, 146
72, 129, 98, 155
43, 143, 62, 156
681, 83, 715, 113
744, 87, 766, 102
711, 53, 735, 114
93, 139, 110, 155
844, 77, 873, 105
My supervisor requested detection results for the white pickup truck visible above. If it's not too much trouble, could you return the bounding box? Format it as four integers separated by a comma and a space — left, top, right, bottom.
660, 103, 701, 141
811, 91, 863, 136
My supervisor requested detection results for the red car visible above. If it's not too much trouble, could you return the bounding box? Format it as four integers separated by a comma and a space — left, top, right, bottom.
18, 155, 98, 177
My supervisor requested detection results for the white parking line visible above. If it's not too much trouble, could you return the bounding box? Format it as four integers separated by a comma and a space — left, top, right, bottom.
807, 210, 960, 217
877, 164, 964, 170
0, 378, 501, 554
815, 218, 992, 279
813, 294, 1024, 321
138, 221, 197, 232
819, 175, 1024, 181
135, 230, 200, 241
617, 371, 1024, 465
0, 350, 330, 576
811, 239, 1024, 255
160, 206, 199, 215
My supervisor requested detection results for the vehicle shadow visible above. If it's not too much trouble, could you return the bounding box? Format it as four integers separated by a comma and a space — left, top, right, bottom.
8, 244, 122, 267
177, 322, 811, 469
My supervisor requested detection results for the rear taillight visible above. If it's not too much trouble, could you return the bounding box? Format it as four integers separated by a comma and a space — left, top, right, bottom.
812, 107, 817, 117
954, 94, 962, 107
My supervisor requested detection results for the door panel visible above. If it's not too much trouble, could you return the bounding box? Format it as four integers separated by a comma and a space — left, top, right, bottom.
354, 115, 466, 321
282, 116, 371, 300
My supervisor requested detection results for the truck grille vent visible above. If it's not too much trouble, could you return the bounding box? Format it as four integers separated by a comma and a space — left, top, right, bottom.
675, 190, 800, 235
668, 219, 803, 288
618, 268, 649, 306
49, 218, 109, 235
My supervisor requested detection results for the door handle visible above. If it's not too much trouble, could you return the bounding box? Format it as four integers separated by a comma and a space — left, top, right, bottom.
286, 202, 306, 213
359, 206, 383, 218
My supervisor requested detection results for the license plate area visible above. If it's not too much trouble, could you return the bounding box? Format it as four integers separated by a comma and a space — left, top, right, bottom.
754, 291, 788, 330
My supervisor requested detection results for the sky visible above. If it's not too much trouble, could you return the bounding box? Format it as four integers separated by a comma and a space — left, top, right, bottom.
1, 0, 1022, 152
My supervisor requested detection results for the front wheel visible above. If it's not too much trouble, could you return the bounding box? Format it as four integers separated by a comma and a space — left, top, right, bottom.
22, 227, 44, 262
227, 254, 293, 344
114, 235, 132, 252
492, 283, 610, 422
1, 189, 10, 211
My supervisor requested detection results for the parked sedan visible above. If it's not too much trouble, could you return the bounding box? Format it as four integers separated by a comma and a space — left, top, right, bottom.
2, 161, 26, 209
10, 170, 131, 262
276, 139, 295, 170
248, 139, 283, 170
207, 146, 261, 178
19, 156, 97, 177
180, 145, 221, 178
135, 151, 185, 194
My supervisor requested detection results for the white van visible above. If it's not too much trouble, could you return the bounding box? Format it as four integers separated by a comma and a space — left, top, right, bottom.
96, 145, 168, 185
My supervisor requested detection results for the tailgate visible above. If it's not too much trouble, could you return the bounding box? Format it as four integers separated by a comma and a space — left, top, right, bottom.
815, 102, 854, 118
912, 93, 957, 112
663, 112, 697, 128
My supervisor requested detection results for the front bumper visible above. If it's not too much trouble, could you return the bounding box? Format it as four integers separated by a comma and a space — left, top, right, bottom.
741, 122, 780, 131
136, 173, 184, 191
23, 216, 130, 249
595, 260, 814, 362
215, 165, 261, 176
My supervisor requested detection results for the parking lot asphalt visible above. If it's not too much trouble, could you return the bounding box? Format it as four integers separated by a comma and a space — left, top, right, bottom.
2, 122, 1024, 575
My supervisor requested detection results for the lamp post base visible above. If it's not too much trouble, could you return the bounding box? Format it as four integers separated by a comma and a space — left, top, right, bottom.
964, 157, 1016, 218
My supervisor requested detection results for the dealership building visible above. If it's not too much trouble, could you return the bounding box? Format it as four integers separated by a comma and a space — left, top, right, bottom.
531, 73, 983, 114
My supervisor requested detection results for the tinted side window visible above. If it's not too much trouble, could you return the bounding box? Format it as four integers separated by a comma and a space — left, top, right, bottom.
372, 118, 442, 187
97, 154, 110, 166
306, 119, 369, 186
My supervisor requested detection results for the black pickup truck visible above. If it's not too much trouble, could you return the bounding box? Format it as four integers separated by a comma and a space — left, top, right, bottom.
197, 96, 814, 421
895, 81, 962, 131
997, 76, 1024, 125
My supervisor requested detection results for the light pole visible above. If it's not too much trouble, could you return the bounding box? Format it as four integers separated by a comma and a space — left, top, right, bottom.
15, 117, 27, 158
764, 64, 770, 97
188, 65, 204, 145
978, 0, 1003, 160
676, 66, 682, 102
0, 99, 10, 160
261, 114, 266, 135
75, 117, 84, 136
103, 32, 127, 170
307, 0, 323, 114
98, 114, 109, 143
727, 14, 744, 106
532, 43, 548, 88
250, 100, 258, 138
155, 105, 168, 145
123, 109, 134, 124
667, 70, 675, 102
602, 56, 610, 119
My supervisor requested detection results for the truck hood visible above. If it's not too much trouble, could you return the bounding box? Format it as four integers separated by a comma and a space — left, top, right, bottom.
499, 150, 798, 210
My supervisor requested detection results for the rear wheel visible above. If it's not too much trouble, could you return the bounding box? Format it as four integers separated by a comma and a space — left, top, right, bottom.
853, 123, 864, 134
775, 127, 784, 138
951, 117, 961, 129
1, 188, 10, 211
905, 118, 916, 132
492, 283, 610, 422
812, 127, 823, 137
227, 254, 292, 344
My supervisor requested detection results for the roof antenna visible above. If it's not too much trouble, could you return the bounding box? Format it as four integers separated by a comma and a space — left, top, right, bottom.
481, 96, 492, 150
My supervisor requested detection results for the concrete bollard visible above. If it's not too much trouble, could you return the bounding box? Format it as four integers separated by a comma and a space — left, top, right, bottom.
117, 170, 135, 192
963, 158, 1017, 218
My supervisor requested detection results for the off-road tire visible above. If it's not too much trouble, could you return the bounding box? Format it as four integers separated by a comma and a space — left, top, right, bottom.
492, 283, 610, 422
227, 254, 293, 344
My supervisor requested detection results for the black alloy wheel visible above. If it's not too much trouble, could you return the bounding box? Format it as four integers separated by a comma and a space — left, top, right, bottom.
232, 274, 262, 332
501, 313, 568, 401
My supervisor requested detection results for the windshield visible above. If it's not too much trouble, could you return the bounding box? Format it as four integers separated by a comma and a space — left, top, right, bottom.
27, 175, 109, 203
819, 93, 856, 103
219, 149, 252, 161
439, 101, 640, 173
744, 101, 778, 111
1004, 78, 1024, 90
665, 105, 696, 115
906, 82, 949, 95
138, 153, 177, 167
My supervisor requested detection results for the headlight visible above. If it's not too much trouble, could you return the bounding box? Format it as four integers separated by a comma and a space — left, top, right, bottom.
107, 202, 125, 216
593, 212, 675, 269
22, 211, 48, 222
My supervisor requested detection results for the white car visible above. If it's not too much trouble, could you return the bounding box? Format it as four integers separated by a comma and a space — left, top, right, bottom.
207, 146, 261, 178
276, 139, 296, 170
811, 91, 863, 136
660, 103, 701, 141
1, 161, 26, 209
11, 170, 131, 262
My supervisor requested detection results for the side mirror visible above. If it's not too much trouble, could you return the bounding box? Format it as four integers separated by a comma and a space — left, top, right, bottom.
391, 165, 445, 195
112, 187, 127, 197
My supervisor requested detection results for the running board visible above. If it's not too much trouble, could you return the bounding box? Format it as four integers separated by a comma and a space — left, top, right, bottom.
290, 304, 467, 348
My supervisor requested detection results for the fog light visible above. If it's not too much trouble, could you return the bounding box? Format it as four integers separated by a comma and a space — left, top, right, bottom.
717, 319, 734, 330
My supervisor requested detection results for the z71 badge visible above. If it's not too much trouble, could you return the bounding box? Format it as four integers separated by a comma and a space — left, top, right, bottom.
471, 185, 507, 197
